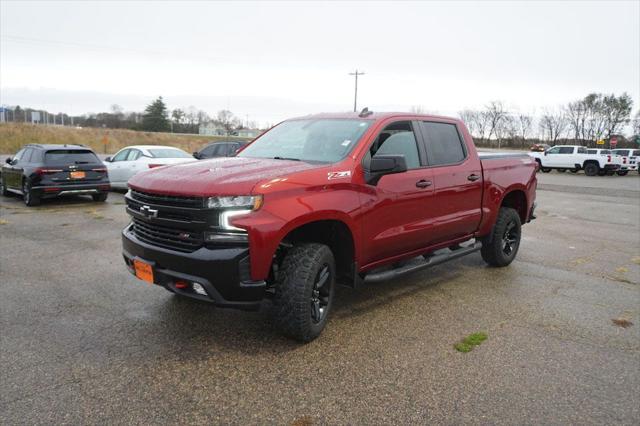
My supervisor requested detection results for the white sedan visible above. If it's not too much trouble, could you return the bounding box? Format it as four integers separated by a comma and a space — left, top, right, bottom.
105, 145, 195, 189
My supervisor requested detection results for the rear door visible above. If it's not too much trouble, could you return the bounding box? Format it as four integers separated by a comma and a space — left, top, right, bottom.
418, 120, 483, 243
106, 149, 130, 184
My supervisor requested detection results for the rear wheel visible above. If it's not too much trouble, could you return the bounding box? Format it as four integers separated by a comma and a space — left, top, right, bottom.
22, 180, 40, 206
481, 207, 521, 267
272, 243, 335, 342
616, 171, 628, 176
584, 163, 599, 176
92, 192, 108, 202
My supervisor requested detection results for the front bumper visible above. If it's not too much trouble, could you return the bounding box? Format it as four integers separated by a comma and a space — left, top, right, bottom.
122, 224, 266, 310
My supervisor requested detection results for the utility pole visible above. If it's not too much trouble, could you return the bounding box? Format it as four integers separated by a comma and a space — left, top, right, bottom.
348, 69, 365, 112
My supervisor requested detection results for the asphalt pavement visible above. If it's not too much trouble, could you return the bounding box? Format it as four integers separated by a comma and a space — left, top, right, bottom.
1, 172, 639, 424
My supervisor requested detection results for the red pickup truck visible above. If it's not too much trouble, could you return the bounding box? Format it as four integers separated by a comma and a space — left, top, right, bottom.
122, 111, 537, 341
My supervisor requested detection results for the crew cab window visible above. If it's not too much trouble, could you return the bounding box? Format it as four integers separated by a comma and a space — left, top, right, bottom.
633, 150, 640, 156
420, 122, 466, 165
364, 121, 421, 170
200, 145, 216, 157
558, 147, 574, 154
587, 150, 596, 154
577, 147, 587, 154
112, 149, 130, 162
546, 147, 561, 154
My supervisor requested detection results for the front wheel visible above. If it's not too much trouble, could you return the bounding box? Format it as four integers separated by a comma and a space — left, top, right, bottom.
481, 207, 521, 267
272, 243, 336, 342
0, 176, 10, 197
22, 180, 40, 206
616, 171, 628, 176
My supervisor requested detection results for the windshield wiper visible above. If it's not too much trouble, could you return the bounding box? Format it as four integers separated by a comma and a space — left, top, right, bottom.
272, 156, 301, 161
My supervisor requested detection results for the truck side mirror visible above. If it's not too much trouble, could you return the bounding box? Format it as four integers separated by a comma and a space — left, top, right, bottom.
104, 156, 112, 162
193, 152, 200, 159
366, 155, 408, 185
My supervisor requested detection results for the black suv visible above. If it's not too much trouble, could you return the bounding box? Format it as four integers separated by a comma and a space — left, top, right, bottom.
193, 140, 249, 159
1, 144, 111, 206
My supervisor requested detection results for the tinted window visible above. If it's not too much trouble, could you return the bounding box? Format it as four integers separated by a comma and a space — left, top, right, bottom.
44, 150, 100, 165
633, 150, 640, 156
546, 147, 561, 154
148, 149, 192, 158
421, 122, 465, 165
200, 145, 216, 157
600, 150, 611, 154
558, 147, 574, 154
577, 147, 587, 154
112, 149, 130, 162
13, 148, 26, 162
587, 150, 596, 154
364, 121, 421, 170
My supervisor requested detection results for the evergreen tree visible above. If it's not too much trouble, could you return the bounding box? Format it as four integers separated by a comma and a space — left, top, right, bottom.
142, 96, 170, 132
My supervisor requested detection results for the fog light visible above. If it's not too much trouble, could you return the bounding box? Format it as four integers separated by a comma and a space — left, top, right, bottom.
192, 282, 207, 296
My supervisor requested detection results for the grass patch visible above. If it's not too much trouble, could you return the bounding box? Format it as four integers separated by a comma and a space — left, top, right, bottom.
454, 332, 488, 353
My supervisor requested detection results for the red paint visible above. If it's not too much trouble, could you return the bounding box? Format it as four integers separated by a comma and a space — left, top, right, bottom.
129, 112, 537, 281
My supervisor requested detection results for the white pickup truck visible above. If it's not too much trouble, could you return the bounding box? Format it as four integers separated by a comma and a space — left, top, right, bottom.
611, 149, 640, 175
585, 149, 624, 175
529, 145, 621, 176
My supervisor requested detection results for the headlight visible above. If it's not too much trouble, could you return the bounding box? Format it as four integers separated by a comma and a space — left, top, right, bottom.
206, 195, 262, 210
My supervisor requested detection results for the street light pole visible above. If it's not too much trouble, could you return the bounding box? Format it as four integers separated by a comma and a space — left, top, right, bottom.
349, 69, 365, 112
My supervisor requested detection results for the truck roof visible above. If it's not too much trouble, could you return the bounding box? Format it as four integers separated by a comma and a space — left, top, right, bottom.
289, 111, 461, 122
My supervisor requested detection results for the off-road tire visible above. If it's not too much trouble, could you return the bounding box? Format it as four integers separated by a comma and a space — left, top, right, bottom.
22, 180, 40, 207
92, 192, 108, 202
481, 207, 521, 267
584, 163, 599, 176
0, 175, 10, 197
616, 171, 628, 176
272, 243, 336, 342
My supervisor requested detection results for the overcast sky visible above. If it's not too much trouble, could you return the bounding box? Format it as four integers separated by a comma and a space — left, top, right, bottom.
1, 0, 639, 126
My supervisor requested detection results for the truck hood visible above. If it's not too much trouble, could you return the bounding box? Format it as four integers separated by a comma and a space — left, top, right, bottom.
128, 157, 319, 196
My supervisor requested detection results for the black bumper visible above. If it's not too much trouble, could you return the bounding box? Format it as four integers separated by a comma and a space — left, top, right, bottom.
122, 224, 265, 310
603, 164, 621, 171
32, 182, 110, 198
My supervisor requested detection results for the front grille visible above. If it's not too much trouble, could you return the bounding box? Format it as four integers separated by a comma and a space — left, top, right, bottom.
126, 198, 194, 222
131, 189, 204, 208
132, 218, 203, 252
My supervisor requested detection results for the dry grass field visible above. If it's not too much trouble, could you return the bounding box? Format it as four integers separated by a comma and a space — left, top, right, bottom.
0, 123, 248, 154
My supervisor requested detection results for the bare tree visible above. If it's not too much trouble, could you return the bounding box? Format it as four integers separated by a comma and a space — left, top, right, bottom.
485, 101, 508, 148
539, 109, 568, 144
602, 92, 633, 138
496, 114, 518, 146
517, 113, 533, 148
410, 105, 424, 114
459, 109, 489, 143
216, 110, 241, 135
632, 110, 640, 136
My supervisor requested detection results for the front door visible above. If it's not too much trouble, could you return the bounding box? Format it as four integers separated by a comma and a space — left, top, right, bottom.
359, 120, 435, 265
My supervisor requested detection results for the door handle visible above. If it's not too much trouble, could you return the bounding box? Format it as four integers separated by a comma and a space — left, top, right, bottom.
415, 179, 432, 188
467, 174, 480, 182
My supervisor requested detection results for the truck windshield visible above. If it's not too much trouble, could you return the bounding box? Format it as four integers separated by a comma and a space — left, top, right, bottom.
238, 119, 372, 163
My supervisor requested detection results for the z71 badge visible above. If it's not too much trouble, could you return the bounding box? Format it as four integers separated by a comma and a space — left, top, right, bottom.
327, 171, 351, 180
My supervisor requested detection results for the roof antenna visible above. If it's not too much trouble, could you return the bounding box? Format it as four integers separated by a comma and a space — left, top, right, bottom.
359, 107, 373, 118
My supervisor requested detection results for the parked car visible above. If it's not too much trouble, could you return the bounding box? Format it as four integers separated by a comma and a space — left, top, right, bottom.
530, 143, 550, 152
0, 144, 110, 206
529, 145, 620, 176
104, 145, 195, 189
121, 111, 537, 342
193, 140, 250, 159
611, 149, 640, 175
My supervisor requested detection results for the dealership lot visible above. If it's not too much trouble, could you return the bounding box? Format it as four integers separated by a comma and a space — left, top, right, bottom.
1, 174, 639, 424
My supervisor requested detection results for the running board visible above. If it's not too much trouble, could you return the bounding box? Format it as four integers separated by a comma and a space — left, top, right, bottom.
363, 241, 483, 283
